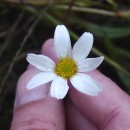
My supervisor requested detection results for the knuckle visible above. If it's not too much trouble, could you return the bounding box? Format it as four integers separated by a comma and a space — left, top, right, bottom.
11, 116, 57, 130
100, 107, 121, 130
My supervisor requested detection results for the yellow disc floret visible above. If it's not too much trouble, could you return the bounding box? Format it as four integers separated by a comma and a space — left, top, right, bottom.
54, 58, 77, 79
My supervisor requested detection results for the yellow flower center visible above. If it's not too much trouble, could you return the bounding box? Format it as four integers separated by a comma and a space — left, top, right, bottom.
54, 58, 77, 79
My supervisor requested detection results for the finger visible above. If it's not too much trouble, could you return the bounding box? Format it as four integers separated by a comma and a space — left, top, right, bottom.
41, 38, 58, 62
65, 98, 98, 130
11, 39, 65, 130
69, 70, 130, 130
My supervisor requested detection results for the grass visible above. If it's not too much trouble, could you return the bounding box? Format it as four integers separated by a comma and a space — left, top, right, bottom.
0, 0, 130, 129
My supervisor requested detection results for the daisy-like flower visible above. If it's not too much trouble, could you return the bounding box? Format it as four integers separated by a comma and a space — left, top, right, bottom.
26, 25, 104, 99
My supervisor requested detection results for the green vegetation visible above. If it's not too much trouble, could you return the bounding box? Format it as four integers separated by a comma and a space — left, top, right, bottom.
0, 0, 130, 129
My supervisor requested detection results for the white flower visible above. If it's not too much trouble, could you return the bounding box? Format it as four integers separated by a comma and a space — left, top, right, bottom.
26, 25, 104, 99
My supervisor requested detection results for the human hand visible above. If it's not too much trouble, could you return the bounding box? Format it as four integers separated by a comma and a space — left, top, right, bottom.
11, 39, 130, 130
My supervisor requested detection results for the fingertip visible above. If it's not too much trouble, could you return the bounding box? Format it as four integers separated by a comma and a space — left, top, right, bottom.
41, 38, 58, 62
41, 38, 54, 52
14, 69, 49, 108
16, 38, 60, 107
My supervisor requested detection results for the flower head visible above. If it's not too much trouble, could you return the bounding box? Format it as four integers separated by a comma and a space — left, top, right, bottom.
26, 25, 104, 99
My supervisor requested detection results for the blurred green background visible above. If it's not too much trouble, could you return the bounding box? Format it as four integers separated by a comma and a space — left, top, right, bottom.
0, 0, 130, 129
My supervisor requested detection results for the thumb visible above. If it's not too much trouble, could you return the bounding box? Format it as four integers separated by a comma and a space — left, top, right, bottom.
11, 39, 65, 130
69, 70, 130, 130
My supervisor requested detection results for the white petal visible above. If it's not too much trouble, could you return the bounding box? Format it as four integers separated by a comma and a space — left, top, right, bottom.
27, 72, 56, 90
26, 53, 55, 72
72, 32, 93, 63
54, 25, 72, 58
78, 56, 104, 72
50, 77, 69, 99
70, 73, 102, 96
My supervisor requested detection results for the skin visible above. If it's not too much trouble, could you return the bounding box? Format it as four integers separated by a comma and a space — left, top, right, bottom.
11, 39, 130, 130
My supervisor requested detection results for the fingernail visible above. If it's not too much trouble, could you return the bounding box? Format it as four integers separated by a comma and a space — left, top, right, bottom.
14, 69, 50, 109
14, 39, 55, 109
